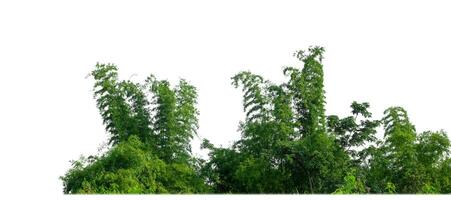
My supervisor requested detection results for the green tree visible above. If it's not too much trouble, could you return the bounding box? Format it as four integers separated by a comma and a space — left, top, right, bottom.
91, 64, 139, 145
204, 46, 350, 193
146, 76, 199, 163
366, 107, 418, 193
366, 107, 450, 193
282, 47, 349, 193
61, 64, 208, 193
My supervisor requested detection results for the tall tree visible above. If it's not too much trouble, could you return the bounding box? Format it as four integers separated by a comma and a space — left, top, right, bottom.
204, 46, 350, 193
282, 47, 349, 193
145, 76, 199, 163
62, 64, 207, 194
92, 63, 135, 145
284, 46, 326, 138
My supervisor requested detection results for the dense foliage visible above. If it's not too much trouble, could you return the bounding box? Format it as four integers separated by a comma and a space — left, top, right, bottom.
61, 64, 208, 193
61, 47, 450, 194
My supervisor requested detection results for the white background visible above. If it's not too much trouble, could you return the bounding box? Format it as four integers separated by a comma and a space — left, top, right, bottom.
0, 0, 450, 198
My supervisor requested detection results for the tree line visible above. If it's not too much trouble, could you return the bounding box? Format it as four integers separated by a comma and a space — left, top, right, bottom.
61, 46, 450, 194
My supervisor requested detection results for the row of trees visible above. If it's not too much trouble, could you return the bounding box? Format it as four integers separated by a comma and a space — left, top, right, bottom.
61, 47, 450, 194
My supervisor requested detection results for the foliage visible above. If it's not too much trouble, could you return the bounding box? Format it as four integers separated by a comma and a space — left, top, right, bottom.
204, 46, 350, 193
333, 169, 366, 194
61, 64, 208, 194
63, 47, 451, 194
365, 108, 450, 193
146, 76, 199, 163
385, 182, 396, 194
327, 101, 380, 164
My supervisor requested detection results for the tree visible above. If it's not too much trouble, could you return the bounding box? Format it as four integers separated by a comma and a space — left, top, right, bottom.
282, 47, 349, 193
145, 76, 199, 163
365, 107, 418, 193
204, 46, 350, 193
91, 64, 138, 145
286, 46, 327, 138
416, 130, 450, 193
61, 64, 208, 193
365, 107, 450, 193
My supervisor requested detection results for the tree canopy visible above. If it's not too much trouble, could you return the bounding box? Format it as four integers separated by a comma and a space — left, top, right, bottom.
61, 47, 450, 194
